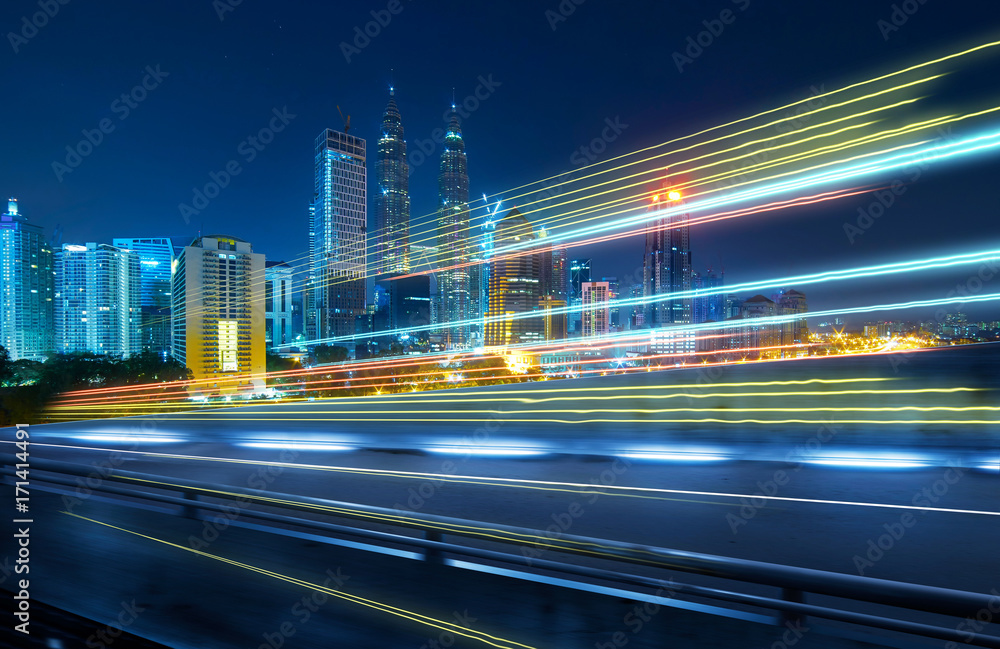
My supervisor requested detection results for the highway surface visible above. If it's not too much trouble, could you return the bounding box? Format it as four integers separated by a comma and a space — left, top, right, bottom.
2, 344, 998, 647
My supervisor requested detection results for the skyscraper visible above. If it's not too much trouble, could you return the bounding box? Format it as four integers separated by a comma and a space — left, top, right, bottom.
112, 237, 177, 353
436, 109, 471, 348
568, 258, 591, 335
468, 217, 495, 345
569, 258, 591, 301
0, 198, 54, 361
692, 270, 725, 324
309, 129, 367, 341
581, 281, 611, 338
601, 276, 620, 331
265, 261, 295, 349
484, 208, 544, 347
55, 243, 141, 356
172, 235, 265, 394
374, 88, 411, 276
643, 185, 692, 326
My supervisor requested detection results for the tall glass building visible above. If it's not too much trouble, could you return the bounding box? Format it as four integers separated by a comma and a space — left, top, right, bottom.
374, 89, 411, 276
643, 185, 692, 326
468, 216, 495, 345
308, 129, 367, 341
0, 198, 54, 361
484, 209, 544, 347
55, 243, 141, 356
436, 109, 471, 348
112, 237, 176, 354
265, 261, 295, 349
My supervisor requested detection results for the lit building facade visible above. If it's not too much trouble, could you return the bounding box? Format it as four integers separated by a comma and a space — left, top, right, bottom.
601, 276, 620, 331
643, 186, 692, 327
265, 261, 294, 349
0, 198, 54, 361
468, 217, 496, 346
568, 258, 591, 335
308, 129, 367, 341
374, 89, 411, 276
112, 237, 176, 354
436, 110, 472, 348
692, 270, 725, 324
55, 243, 141, 356
172, 235, 265, 394
775, 289, 808, 351
484, 209, 544, 347
581, 281, 610, 338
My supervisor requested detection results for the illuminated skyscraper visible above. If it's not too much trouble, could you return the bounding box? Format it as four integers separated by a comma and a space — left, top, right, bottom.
265, 261, 295, 349
374, 88, 410, 276
308, 129, 367, 341
436, 109, 471, 348
692, 270, 725, 324
112, 237, 177, 353
172, 235, 264, 394
0, 198, 54, 361
468, 215, 496, 345
569, 258, 591, 301
484, 209, 544, 347
581, 281, 610, 338
55, 243, 141, 356
568, 258, 591, 335
643, 184, 692, 326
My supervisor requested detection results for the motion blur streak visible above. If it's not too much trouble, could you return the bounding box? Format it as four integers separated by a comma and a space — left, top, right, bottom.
64, 512, 539, 649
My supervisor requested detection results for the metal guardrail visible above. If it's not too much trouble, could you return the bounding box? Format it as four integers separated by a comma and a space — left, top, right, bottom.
10, 457, 1000, 648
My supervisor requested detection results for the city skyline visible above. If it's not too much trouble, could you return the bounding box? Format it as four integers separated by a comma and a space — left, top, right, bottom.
3, 6, 1000, 647
4, 3, 999, 324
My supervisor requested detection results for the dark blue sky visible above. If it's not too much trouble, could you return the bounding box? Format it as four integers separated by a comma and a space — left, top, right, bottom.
3, 0, 1000, 323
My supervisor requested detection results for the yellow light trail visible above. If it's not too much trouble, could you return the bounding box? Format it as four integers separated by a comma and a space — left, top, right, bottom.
63, 512, 539, 649
19, 442, 997, 517
146, 417, 1000, 425
475, 39, 1000, 204
162, 55, 960, 318
107, 476, 691, 560
44, 363, 887, 411
160, 37, 1000, 324
123, 406, 998, 416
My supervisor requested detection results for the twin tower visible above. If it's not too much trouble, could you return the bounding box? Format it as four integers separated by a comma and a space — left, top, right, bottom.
308, 89, 472, 346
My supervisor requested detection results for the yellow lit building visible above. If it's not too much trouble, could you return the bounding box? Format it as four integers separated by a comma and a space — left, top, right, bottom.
171, 235, 265, 395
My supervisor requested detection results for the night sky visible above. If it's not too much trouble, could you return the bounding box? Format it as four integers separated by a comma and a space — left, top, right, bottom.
3, 0, 1000, 324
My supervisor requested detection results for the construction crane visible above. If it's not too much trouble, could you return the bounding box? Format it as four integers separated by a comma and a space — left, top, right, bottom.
337, 105, 351, 133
